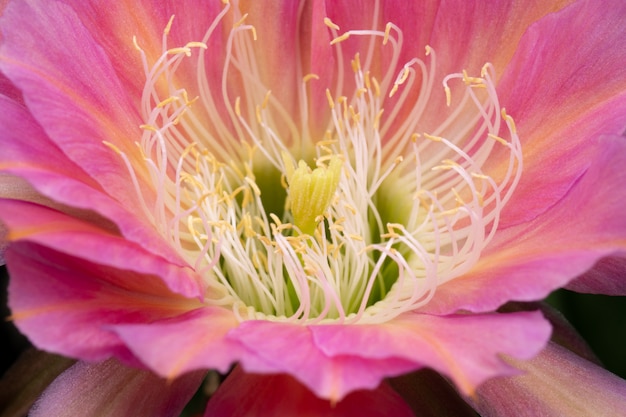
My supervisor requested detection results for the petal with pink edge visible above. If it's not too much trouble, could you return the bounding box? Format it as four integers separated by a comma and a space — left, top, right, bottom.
471, 342, 626, 417
494, 0, 626, 227
0, 72, 192, 271
423, 135, 626, 314
566, 255, 626, 296
0, 0, 145, 205
204, 366, 415, 417
112, 307, 245, 378
230, 320, 425, 402
311, 311, 551, 396
30, 359, 204, 417
6, 241, 198, 363
1, 199, 203, 298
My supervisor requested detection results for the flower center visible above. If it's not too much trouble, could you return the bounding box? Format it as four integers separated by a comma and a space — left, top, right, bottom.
109, 2, 522, 324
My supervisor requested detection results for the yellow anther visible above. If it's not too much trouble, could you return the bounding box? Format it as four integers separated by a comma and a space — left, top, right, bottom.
262, 90, 272, 109
481, 63, 490, 78
371, 76, 381, 97
423, 133, 443, 142
157, 96, 179, 108
140, 124, 158, 132
389, 84, 399, 98
316, 139, 338, 147
364, 71, 371, 90
323, 17, 340, 30
471, 172, 490, 180
255, 105, 263, 124
325, 89, 335, 109
410, 133, 420, 142
351, 53, 361, 72
425, 45, 432, 56
185, 41, 208, 50
445, 85, 452, 107
283, 154, 343, 236
234, 13, 249, 28
168, 47, 191, 56
303, 73, 320, 83
102, 140, 122, 154
269, 213, 283, 227
488, 133, 508, 146
501, 108, 517, 135
343, 202, 357, 215
356, 87, 367, 98
234, 97, 241, 117
383, 22, 392, 45
244, 177, 261, 196
330, 32, 350, 45
462, 70, 484, 86
164, 15, 175, 35
250, 27, 257, 41
276, 223, 293, 233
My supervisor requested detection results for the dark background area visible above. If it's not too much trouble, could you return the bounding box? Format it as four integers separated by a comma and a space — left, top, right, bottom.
2, 263, 626, 379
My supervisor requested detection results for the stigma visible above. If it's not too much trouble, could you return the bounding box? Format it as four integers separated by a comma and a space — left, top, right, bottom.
110, 3, 522, 325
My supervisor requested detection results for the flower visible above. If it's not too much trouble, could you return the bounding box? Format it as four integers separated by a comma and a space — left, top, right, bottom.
1, 0, 626, 415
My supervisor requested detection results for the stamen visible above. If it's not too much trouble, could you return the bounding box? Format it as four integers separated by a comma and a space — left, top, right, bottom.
105, 6, 522, 326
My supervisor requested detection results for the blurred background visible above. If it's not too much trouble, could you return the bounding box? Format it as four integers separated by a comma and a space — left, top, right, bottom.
2, 262, 626, 387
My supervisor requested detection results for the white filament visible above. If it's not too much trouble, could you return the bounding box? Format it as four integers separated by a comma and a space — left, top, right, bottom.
109, 0, 522, 325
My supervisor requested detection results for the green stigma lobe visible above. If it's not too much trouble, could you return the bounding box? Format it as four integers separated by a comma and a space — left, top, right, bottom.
283, 153, 343, 236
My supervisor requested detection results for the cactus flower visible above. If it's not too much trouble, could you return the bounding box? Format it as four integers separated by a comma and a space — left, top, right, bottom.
1, 0, 626, 415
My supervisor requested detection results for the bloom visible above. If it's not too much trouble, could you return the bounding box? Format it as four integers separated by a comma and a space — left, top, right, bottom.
1, 0, 626, 415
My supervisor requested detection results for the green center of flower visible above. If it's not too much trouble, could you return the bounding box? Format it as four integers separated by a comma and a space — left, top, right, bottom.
111, 3, 522, 324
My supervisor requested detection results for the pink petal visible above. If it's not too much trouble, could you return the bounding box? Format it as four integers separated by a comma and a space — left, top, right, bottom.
30, 359, 204, 417
6, 241, 198, 363
377, 0, 574, 78
63, 1, 225, 101
0, 1, 145, 205
311, 311, 551, 396
205, 366, 415, 417
0, 172, 45, 264
496, 0, 626, 227
63, 1, 242, 152
0, 199, 203, 298
112, 307, 244, 378
238, 1, 301, 115
566, 255, 626, 295
322, 0, 575, 138
0, 93, 192, 270
424, 135, 626, 314
471, 342, 626, 417
0, 70, 23, 103
229, 320, 416, 402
